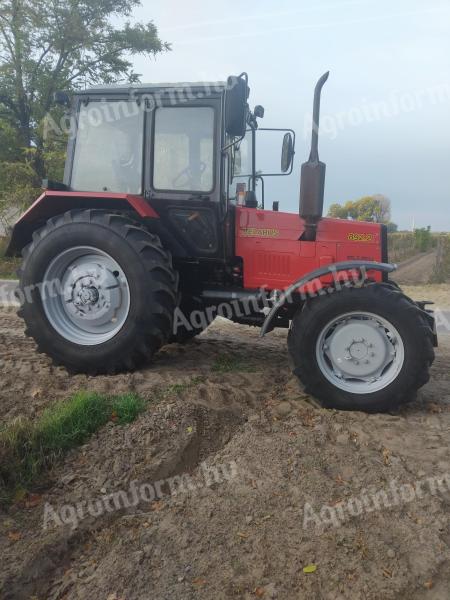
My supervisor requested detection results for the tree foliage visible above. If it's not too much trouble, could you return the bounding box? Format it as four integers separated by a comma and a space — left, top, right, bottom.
386, 222, 398, 233
0, 0, 169, 149
0, 0, 169, 230
327, 194, 399, 232
328, 194, 392, 223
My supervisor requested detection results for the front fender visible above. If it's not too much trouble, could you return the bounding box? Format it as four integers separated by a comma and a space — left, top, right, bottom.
260, 260, 397, 336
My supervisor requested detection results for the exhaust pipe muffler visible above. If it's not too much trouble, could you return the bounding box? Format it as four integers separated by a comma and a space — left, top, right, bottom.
299, 71, 329, 241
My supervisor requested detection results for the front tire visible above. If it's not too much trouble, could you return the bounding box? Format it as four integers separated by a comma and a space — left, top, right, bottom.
17, 210, 177, 374
287, 284, 434, 412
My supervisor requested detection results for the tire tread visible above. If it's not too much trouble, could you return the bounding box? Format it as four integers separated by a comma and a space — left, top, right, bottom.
287, 283, 435, 412
18, 209, 177, 374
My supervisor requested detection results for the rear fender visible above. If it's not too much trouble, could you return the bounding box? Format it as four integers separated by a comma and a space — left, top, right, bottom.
260, 260, 397, 336
6, 191, 158, 256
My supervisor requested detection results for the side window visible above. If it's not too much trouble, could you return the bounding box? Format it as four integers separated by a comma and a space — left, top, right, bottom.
71, 101, 144, 194
153, 106, 215, 193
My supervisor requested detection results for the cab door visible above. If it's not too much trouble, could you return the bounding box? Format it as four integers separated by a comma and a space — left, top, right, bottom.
144, 96, 225, 259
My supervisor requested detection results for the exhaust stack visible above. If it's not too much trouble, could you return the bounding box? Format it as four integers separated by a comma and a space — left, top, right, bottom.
299, 71, 329, 241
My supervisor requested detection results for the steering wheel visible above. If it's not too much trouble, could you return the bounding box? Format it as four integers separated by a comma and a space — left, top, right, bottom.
172, 162, 207, 188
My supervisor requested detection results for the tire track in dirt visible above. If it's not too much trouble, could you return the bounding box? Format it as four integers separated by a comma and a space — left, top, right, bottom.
1, 312, 450, 599
0, 312, 290, 421
393, 251, 436, 285
0, 315, 292, 599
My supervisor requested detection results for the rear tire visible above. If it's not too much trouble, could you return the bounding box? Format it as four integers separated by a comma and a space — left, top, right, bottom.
17, 210, 177, 374
287, 284, 434, 412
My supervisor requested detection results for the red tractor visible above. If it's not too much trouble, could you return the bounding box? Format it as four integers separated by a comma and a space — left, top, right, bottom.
7, 72, 436, 412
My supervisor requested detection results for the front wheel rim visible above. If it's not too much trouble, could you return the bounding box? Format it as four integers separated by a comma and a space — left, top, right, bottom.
315, 311, 405, 394
42, 246, 131, 346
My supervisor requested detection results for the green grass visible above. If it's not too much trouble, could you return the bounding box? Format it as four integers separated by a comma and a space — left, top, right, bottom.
211, 354, 253, 373
111, 393, 146, 424
0, 236, 20, 279
0, 391, 145, 502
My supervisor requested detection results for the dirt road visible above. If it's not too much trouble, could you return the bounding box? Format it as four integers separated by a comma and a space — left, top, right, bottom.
394, 251, 436, 285
1, 307, 450, 600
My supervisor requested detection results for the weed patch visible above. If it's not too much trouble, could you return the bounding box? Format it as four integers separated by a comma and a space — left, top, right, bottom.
212, 354, 253, 373
0, 236, 20, 279
0, 391, 145, 502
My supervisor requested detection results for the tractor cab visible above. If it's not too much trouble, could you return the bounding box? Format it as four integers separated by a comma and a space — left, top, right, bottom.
54, 75, 295, 261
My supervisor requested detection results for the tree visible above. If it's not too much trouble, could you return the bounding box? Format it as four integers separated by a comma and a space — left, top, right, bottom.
0, 0, 170, 178
327, 194, 392, 224
328, 200, 357, 219
0, 121, 22, 162
386, 222, 398, 233
328, 203, 348, 219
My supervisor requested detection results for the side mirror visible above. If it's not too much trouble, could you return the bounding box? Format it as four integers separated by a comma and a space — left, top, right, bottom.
281, 132, 294, 172
225, 73, 249, 138
254, 105, 265, 119
54, 91, 71, 108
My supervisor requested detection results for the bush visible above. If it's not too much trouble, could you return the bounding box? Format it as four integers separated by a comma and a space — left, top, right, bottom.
0, 184, 40, 235
414, 227, 432, 253
388, 232, 416, 263
388, 229, 435, 263
0, 236, 21, 279
431, 235, 450, 283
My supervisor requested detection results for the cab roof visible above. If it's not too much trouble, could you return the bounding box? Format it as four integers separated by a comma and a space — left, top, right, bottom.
76, 81, 227, 96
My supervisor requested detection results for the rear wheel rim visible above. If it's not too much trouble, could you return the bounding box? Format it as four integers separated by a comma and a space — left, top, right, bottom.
42, 246, 130, 346
315, 311, 405, 394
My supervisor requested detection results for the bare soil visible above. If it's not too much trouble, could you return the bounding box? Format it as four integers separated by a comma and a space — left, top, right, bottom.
0, 307, 449, 600
393, 251, 437, 286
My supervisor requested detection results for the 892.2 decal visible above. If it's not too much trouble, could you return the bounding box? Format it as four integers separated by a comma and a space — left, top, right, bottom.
347, 232, 375, 242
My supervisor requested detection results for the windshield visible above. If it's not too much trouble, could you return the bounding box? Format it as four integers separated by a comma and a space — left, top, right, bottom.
153, 106, 215, 193
71, 101, 144, 194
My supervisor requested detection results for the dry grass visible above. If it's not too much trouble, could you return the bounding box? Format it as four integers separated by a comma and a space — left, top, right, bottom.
402, 284, 450, 310
388, 232, 417, 263
431, 235, 450, 283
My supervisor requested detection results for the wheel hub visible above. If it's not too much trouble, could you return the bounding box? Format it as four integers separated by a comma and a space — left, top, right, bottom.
316, 312, 405, 394
348, 339, 369, 360
42, 247, 130, 345
76, 284, 100, 307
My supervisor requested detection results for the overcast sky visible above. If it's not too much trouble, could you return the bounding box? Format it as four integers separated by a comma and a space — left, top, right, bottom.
130, 0, 450, 230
